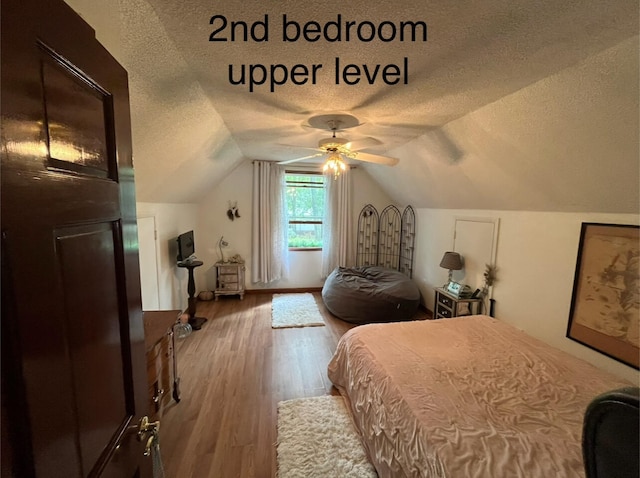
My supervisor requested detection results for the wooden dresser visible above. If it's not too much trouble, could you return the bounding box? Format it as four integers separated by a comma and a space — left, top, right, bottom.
143, 310, 181, 418
214, 261, 246, 300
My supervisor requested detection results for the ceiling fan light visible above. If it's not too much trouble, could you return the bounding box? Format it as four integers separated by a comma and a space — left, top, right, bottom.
323, 154, 347, 179
278, 114, 399, 169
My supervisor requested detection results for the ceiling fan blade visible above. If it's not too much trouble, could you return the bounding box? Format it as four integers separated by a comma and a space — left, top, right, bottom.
346, 136, 383, 150
351, 151, 399, 166
277, 153, 325, 165
276, 144, 320, 152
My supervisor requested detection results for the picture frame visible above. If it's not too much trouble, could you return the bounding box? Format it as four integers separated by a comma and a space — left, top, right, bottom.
566, 223, 639, 369
447, 281, 462, 296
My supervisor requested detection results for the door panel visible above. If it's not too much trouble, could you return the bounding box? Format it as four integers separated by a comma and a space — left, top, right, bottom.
452, 217, 500, 289
41, 44, 115, 178
55, 222, 128, 474
1, 0, 150, 476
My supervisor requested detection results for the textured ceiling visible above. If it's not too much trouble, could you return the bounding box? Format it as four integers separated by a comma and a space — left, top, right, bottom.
67, 0, 639, 210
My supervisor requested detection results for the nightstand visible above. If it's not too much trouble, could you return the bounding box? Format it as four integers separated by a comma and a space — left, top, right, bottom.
434, 287, 483, 319
214, 261, 245, 300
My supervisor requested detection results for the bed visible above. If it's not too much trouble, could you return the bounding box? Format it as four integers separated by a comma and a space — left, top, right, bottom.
327, 315, 633, 478
322, 266, 420, 324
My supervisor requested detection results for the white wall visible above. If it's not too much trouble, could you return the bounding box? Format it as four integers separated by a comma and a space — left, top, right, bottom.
196, 160, 394, 291
136, 202, 198, 311
413, 208, 639, 383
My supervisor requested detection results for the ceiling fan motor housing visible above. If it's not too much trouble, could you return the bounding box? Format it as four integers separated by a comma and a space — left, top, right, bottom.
319, 136, 350, 151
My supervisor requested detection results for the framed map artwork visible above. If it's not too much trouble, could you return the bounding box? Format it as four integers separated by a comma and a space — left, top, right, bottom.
567, 223, 639, 369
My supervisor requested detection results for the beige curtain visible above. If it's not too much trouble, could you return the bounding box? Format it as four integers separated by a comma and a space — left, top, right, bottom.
321, 172, 353, 278
251, 161, 288, 283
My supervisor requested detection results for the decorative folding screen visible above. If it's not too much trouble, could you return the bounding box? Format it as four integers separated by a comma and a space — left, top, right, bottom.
356, 204, 379, 267
399, 206, 415, 277
378, 205, 402, 269
356, 204, 415, 277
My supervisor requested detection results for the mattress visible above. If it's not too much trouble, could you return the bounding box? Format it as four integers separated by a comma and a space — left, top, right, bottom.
327, 315, 632, 478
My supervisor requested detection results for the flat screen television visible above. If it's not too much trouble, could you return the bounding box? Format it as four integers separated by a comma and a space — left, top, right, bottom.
176, 230, 195, 262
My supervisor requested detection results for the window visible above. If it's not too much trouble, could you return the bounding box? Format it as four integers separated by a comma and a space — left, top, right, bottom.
285, 173, 325, 249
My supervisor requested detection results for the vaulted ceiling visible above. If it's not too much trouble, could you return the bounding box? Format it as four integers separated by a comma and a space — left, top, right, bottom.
66, 0, 639, 212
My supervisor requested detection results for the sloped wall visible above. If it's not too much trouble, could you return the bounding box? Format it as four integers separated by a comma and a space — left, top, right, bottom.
64, 0, 245, 204
367, 36, 639, 213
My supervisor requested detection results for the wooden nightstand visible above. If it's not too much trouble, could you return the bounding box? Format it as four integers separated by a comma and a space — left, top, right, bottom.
214, 261, 245, 300
434, 287, 483, 319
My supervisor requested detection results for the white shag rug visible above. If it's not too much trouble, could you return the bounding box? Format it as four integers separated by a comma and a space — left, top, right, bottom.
277, 395, 377, 478
272, 293, 325, 329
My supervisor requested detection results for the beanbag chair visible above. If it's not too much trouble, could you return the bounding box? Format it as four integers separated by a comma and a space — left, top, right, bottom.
322, 266, 420, 324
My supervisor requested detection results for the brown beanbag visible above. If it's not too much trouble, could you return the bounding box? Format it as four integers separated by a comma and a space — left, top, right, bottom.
322, 266, 420, 324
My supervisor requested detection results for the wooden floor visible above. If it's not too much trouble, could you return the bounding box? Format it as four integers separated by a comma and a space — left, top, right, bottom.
159, 292, 429, 477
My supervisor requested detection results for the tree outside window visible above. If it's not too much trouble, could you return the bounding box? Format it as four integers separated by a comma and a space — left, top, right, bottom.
285, 173, 325, 249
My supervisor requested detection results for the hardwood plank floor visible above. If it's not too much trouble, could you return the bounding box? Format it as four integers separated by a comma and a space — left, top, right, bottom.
159, 292, 429, 477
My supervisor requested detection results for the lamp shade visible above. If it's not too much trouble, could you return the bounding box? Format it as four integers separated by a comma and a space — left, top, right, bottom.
439, 251, 463, 270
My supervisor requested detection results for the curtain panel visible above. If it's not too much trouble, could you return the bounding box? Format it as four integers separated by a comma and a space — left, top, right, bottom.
321, 172, 353, 278
251, 161, 289, 283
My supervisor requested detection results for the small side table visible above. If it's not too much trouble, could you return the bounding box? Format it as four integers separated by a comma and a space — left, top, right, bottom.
214, 261, 245, 300
434, 287, 483, 319
177, 260, 207, 330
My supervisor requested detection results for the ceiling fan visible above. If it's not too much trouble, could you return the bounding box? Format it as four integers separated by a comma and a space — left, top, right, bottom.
277, 114, 399, 177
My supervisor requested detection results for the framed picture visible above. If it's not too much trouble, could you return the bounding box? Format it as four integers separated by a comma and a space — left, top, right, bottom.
567, 223, 639, 369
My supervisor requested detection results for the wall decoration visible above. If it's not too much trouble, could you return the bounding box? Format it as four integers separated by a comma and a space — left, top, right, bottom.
226, 201, 240, 221
567, 223, 639, 369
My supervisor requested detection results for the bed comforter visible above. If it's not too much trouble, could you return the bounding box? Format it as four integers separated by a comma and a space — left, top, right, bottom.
327, 315, 631, 478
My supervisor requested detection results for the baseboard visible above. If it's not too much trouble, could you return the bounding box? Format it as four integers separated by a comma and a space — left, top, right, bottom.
245, 287, 323, 295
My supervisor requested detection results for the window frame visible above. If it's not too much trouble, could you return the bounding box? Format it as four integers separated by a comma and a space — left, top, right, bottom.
285, 170, 325, 251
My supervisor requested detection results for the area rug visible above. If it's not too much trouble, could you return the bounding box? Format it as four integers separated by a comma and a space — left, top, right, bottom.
277, 395, 377, 478
272, 293, 325, 329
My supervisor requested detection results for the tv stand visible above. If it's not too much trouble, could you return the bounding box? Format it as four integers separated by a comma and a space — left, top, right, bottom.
177, 260, 207, 330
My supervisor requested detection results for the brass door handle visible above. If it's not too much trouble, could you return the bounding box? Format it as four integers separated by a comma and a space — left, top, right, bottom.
135, 416, 160, 457
137, 416, 160, 438
143, 434, 156, 457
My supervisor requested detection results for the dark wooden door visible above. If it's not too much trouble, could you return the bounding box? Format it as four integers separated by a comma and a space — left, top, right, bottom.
1, 0, 151, 477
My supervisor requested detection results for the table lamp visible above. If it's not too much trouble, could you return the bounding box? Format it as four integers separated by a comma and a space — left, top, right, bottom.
439, 251, 463, 286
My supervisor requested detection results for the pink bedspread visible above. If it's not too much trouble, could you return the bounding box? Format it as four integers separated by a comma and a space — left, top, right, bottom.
327, 315, 631, 478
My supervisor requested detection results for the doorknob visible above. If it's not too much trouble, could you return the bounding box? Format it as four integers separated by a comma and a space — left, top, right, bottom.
135, 416, 160, 457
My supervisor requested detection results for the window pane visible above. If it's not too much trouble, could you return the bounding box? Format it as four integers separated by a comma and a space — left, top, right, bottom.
285, 174, 325, 248
288, 223, 323, 248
